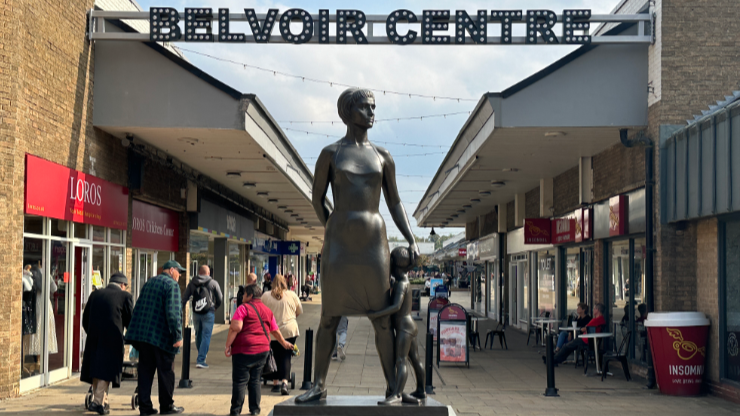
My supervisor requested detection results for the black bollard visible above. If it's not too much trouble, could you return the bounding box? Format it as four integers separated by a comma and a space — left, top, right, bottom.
425, 332, 435, 395
300, 328, 314, 390
178, 327, 193, 388
544, 333, 558, 397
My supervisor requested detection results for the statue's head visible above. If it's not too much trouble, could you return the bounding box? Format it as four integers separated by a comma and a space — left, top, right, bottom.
390, 246, 413, 274
337, 88, 375, 129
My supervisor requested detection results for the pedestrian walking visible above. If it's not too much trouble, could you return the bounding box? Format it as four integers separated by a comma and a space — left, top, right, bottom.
81, 273, 133, 415
262, 273, 272, 293
246, 273, 257, 286
182, 265, 223, 369
331, 316, 348, 361
226, 285, 293, 416
125, 260, 185, 415
261, 274, 303, 395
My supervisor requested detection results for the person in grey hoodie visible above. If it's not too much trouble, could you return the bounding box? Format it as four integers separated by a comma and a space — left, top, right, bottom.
182, 265, 223, 368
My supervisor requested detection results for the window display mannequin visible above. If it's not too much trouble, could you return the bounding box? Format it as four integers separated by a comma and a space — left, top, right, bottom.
27, 262, 58, 370
22, 264, 36, 377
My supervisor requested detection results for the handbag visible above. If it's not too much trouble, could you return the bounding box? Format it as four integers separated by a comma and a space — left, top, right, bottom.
247, 303, 278, 375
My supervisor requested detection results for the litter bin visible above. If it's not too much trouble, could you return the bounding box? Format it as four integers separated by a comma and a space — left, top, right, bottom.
644, 312, 710, 396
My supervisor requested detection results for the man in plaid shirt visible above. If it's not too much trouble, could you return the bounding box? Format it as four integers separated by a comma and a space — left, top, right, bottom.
126, 260, 185, 415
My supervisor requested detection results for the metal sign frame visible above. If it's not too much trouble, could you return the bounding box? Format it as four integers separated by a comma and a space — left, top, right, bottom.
436, 303, 470, 368
88, 8, 653, 45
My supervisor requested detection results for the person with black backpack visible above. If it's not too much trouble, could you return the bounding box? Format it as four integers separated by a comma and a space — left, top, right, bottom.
182, 265, 223, 369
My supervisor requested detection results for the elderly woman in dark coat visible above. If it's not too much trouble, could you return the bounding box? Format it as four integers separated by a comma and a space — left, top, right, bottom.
81, 273, 134, 415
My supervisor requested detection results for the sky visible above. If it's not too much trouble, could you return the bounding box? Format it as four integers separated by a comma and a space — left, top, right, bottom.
135, 0, 623, 239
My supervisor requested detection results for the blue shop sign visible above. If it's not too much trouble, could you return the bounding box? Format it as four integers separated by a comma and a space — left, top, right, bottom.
252, 236, 301, 255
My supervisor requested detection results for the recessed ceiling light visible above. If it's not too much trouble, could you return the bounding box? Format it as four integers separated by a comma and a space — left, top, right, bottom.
284, 209, 293, 213
296, 218, 304, 221
291, 214, 299, 217
277, 205, 287, 210
479, 191, 491, 196
226, 171, 241, 177
301, 221, 308, 225
463, 204, 472, 209
457, 209, 465, 214
257, 192, 269, 198
501, 168, 518, 172
243, 182, 256, 188
451, 214, 458, 218
491, 181, 506, 188
544, 131, 566, 137
446, 217, 453, 221
470, 198, 481, 203
268, 199, 278, 204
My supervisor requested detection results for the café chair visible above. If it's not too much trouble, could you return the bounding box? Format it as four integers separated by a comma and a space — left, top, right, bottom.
601, 330, 632, 381
485, 320, 508, 350
575, 324, 606, 374
526, 311, 550, 346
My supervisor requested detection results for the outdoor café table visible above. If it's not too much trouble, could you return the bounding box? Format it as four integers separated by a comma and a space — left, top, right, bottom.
578, 332, 614, 374
538, 319, 562, 346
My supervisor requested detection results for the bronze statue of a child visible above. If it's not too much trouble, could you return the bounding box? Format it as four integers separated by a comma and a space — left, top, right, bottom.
369, 247, 426, 405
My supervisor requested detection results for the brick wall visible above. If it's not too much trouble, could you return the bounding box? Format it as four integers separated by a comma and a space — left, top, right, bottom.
525, 187, 540, 218
506, 201, 515, 231
480, 209, 497, 237
696, 218, 719, 383
0, 0, 97, 398
592, 142, 645, 202
465, 218, 479, 241
553, 166, 579, 216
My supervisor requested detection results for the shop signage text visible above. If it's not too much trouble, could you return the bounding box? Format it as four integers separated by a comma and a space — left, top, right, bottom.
25, 154, 129, 230
195, 199, 254, 242
609, 195, 628, 236
458, 248, 467, 257
524, 218, 551, 244
132, 200, 179, 252
574, 207, 593, 243
551, 218, 575, 244
148, 7, 593, 45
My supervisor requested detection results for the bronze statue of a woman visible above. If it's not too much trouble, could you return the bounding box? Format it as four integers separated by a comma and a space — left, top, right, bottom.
295, 88, 420, 403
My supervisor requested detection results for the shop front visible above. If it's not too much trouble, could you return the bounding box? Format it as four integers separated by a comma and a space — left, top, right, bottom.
594, 189, 646, 362
506, 227, 554, 332
252, 232, 281, 285
189, 197, 254, 323
131, 200, 179, 302
22, 154, 128, 392
478, 233, 501, 320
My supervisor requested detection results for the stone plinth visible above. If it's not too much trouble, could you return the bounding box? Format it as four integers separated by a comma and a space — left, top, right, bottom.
271, 396, 452, 416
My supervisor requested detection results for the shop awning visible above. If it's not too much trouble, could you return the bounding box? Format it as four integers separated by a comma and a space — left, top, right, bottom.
92, 23, 328, 244
414, 38, 649, 228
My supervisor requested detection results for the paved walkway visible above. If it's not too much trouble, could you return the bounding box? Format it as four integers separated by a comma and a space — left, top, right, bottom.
1, 291, 738, 415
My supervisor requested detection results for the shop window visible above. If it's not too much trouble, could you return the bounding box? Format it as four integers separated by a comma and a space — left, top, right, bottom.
50, 219, 68, 238
21, 237, 45, 379
48, 241, 70, 373
565, 248, 580, 318
190, 233, 213, 278
92, 246, 106, 289
229, 243, 245, 300
73, 223, 88, 239
110, 247, 124, 275
633, 238, 648, 364
722, 221, 740, 383
611, 240, 630, 351
92, 226, 105, 242
24, 215, 44, 235
537, 251, 556, 316
110, 229, 122, 245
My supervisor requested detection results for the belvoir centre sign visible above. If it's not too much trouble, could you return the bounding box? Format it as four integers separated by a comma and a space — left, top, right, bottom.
89, 8, 654, 46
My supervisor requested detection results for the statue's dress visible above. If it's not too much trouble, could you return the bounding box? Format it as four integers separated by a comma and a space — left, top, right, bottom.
320, 142, 391, 317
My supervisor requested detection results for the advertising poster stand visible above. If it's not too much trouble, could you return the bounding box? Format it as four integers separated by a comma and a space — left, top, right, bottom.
437, 303, 469, 368
427, 297, 450, 342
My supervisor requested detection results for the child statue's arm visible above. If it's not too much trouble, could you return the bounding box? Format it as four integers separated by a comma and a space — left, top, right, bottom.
368, 280, 407, 320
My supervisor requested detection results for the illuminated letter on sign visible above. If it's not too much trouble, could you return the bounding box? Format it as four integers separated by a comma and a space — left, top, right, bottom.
279, 8, 313, 44
386, 9, 418, 45
149, 7, 181, 42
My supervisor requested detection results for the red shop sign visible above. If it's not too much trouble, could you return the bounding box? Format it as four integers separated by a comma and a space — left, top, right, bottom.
583, 208, 592, 240
440, 305, 466, 320
551, 218, 575, 245
574, 208, 584, 243
24, 154, 128, 229
132, 200, 179, 252
524, 218, 551, 244
609, 195, 628, 236
458, 248, 467, 257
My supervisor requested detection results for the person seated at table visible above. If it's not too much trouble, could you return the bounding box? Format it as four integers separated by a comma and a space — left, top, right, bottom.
635, 303, 648, 323
545, 303, 606, 366
554, 303, 591, 353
